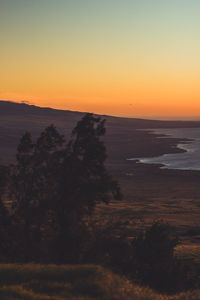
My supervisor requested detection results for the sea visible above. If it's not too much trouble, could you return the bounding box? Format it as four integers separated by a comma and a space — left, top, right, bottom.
128, 128, 200, 171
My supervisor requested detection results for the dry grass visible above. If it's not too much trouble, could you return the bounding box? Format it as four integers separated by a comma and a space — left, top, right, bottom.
176, 244, 200, 264
0, 264, 199, 300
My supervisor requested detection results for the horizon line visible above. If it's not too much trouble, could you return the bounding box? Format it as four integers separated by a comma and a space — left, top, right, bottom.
1, 99, 200, 122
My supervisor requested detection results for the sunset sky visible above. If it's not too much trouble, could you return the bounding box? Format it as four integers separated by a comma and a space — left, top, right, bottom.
1, 0, 200, 119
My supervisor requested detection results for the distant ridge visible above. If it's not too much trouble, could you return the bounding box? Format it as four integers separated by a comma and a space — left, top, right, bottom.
0, 100, 84, 117
1, 100, 200, 164
1, 99, 200, 125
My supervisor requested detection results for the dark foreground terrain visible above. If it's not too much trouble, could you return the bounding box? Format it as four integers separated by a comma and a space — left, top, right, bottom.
1, 100, 200, 258
0, 263, 199, 300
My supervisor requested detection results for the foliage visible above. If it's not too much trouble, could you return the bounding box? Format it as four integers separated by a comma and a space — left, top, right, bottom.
9, 127, 65, 261
0, 165, 12, 261
9, 114, 122, 262
57, 114, 122, 220
131, 221, 185, 293
2, 114, 199, 294
52, 114, 122, 262
83, 217, 132, 272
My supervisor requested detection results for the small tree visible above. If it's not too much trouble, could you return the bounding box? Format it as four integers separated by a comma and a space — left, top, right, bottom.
131, 221, 184, 293
32, 125, 65, 243
0, 165, 11, 261
10, 132, 35, 260
10, 114, 122, 262
52, 114, 122, 262
10, 126, 65, 260
57, 114, 121, 221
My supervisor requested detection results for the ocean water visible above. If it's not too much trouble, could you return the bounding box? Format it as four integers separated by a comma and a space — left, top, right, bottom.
129, 128, 200, 170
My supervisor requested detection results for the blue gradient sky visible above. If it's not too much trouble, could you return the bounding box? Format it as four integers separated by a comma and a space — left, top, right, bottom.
1, 0, 200, 118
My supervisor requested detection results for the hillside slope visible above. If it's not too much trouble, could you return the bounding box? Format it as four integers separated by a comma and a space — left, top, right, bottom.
1, 100, 200, 163
2, 101, 200, 233
0, 264, 199, 300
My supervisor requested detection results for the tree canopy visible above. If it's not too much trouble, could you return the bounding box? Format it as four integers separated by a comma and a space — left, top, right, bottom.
10, 113, 122, 262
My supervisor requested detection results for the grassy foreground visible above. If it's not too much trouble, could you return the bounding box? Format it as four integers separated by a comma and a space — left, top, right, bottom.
0, 264, 199, 300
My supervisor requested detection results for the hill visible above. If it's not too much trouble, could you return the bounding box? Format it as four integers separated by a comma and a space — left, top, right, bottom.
0, 263, 199, 300
1, 100, 200, 163
1, 100, 200, 245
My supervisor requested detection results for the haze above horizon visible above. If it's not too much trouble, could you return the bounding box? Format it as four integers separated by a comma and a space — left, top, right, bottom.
1, 0, 200, 119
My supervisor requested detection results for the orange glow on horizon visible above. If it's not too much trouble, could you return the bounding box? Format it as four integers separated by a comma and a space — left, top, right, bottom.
1, 92, 200, 120
1, 1, 200, 120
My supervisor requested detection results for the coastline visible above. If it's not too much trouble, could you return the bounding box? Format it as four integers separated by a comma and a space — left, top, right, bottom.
126, 128, 196, 170
104, 126, 200, 242
1, 102, 200, 248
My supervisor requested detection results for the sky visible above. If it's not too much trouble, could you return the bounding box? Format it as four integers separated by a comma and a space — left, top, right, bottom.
1, 0, 200, 119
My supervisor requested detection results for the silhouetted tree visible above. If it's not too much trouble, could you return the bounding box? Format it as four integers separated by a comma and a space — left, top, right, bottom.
83, 217, 132, 271
57, 114, 121, 220
51, 114, 122, 262
31, 125, 65, 252
131, 221, 184, 293
10, 114, 122, 262
0, 165, 12, 260
10, 132, 35, 260
10, 126, 65, 260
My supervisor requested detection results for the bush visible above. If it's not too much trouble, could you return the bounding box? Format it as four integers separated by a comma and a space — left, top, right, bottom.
131, 221, 185, 293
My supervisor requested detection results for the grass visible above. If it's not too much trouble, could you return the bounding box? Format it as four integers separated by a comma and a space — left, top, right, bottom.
176, 244, 200, 264
0, 264, 200, 299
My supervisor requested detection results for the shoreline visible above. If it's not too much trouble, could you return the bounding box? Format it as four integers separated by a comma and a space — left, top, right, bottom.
126, 128, 197, 171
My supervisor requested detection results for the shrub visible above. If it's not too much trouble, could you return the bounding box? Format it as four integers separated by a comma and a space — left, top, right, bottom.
131, 221, 185, 293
